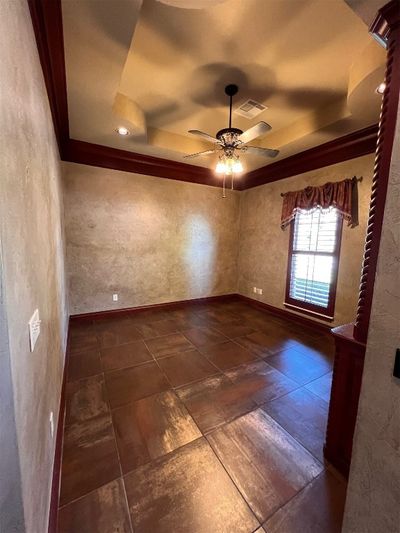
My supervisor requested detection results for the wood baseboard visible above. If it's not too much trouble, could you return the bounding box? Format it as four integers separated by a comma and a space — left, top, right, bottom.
70, 294, 238, 322
48, 322, 70, 533
70, 292, 330, 335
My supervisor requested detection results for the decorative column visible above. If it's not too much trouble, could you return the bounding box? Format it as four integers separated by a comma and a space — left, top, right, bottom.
324, 0, 400, 476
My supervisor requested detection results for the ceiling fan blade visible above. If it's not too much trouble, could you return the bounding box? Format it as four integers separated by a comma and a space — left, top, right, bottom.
238, 121, 272, 144
244, 145, 279, 158
183, 149, 216, 159
188, 130, 219, 143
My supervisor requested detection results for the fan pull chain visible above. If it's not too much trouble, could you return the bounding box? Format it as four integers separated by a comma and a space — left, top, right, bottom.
222, 175, 226, 198
231, 174, 234, 190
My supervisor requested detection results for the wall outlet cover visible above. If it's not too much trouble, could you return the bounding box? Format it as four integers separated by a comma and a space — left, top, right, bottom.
113, 293, 118, 301
28, 309, 41, 352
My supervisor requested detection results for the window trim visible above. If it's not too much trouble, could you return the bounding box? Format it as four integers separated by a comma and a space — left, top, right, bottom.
284, 209, 343, 322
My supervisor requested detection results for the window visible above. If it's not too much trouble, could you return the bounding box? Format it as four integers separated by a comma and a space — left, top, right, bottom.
285, 207, 342, 320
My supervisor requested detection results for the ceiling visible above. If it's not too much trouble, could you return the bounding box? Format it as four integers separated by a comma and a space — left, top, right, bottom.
62, 0, 385, 172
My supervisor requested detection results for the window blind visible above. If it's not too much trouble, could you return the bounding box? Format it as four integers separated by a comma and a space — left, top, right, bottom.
288, 208, 339, 309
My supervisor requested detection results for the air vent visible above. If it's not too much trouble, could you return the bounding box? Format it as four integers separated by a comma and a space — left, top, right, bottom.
234, 99, 268, 119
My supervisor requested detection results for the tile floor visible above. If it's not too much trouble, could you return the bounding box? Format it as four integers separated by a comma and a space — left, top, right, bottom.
58, 299, 346, 533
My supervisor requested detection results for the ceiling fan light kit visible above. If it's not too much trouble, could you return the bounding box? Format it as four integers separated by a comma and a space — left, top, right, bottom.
185, 84, 279, 197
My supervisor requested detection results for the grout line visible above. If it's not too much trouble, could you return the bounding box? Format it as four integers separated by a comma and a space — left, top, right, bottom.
205, 433, 262, 528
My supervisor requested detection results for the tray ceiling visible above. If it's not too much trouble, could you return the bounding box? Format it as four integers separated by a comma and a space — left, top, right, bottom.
62, 0, 384, 172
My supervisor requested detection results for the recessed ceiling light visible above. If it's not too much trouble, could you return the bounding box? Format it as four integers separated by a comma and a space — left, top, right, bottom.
116, 126, 130, 136
376, 82, 386, 95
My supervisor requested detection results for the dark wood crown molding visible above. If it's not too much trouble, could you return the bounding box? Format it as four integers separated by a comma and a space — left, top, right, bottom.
240, 124, 378, 190
29, 0, 379, 190
28, 0, 69, 156
64, 139, 217, 186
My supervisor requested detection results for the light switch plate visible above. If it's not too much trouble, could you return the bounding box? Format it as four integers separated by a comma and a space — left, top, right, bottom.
28, 309, 41, 352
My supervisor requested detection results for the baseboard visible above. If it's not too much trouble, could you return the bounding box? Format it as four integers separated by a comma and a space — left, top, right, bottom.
70, 294, 238, 322
235, 294, 331, 334
48, 321, 70, 533
70, 292, 330, 335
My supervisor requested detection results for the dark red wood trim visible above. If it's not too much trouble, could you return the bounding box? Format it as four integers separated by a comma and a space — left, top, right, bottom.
235, 294, 331, 334
354, 1, 400, 343
284, 214, 343, 321
241, 124, 378, 190
27, 0, 69, 156
48, 325, 70, 533
64, 139, 217, 187
70, 294, 238, 322
324, 323, 366, 477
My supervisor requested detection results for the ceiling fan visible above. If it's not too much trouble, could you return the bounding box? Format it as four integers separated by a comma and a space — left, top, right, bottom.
184, 84, 279, 171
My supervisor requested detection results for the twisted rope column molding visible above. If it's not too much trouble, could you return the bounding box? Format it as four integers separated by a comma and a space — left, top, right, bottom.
354, 0, 400, 343
324, 0, 400, 476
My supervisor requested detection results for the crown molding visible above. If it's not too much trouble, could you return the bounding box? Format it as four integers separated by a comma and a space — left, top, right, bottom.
28, 0, 69, 156
29, 0, 379, 190
240, 124, 378, 190
64, 139, 217, 185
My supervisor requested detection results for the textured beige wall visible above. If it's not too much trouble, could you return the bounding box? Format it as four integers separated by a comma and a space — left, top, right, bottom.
343, 110, 400, 532
0, 1, 68, 532
238, 154, 374, 326
64, 163, 240, 315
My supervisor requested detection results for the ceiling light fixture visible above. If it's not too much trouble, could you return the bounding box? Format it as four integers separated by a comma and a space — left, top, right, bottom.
184, 84, 278, 198
116, 126, 130, 136
376, 82, 386, 95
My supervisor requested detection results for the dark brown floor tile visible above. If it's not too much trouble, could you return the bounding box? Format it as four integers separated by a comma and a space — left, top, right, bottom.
68, 330, 98, 355
67, 350, 102, 382
236, 331, 293, 357
176, 375, 257, 434
96, 318, 143, 348
100, 340, 152, 372
225, 361, 299, 405
157, 349, 219, 387
60, 413, 121, 506
266, 347, 331, 385
236, 330, 298, 356
58, 478, 131, 533
207, 409, 323, 523
134, 318, 181, 339
145, 332, 193, 358
126, 309, 169, 325
201, 340, 258, 370
262, 388, 328, 462
291, 337, 335, 366
263, 470, 346, 533
182, 326, 227, 347
65, 374, 109, 426
113, 391, 201, 473
305, 372, 333, 404
124, 438, 260, 533
213, 322, 256, 339
196, 308, 242, 325
105, 362, 170, 408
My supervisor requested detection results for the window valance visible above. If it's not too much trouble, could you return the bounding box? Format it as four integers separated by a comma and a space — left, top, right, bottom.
280, 176, 360, 230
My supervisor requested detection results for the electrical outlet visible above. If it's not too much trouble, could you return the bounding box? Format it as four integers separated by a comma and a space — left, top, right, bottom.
112, 293, 118, 302
49, 411, 54, 439
253, 287, 257, 294
258, 288, 263, 295
28, 309, 41, 352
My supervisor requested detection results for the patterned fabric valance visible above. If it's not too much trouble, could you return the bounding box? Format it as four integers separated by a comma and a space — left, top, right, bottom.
280, 176, 360, 230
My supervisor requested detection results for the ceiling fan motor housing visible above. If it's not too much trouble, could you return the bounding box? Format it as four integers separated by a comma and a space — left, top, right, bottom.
216, 127, 243, 146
